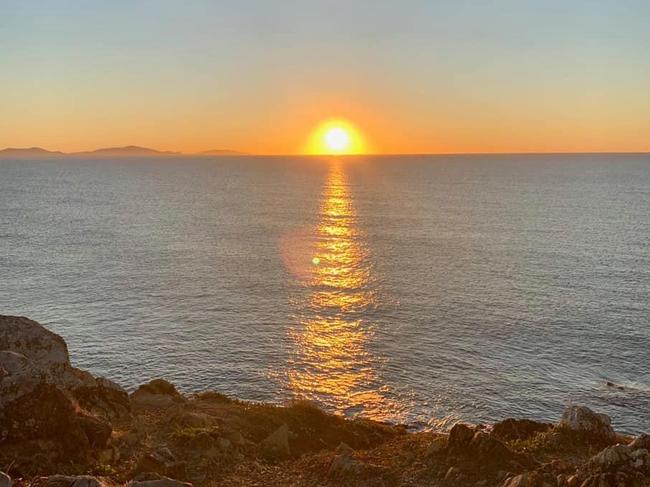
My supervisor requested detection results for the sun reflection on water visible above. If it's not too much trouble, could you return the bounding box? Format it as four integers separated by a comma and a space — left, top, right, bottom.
282, 162, 402, 421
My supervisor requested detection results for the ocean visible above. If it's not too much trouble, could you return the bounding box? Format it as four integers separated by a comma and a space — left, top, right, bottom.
1, 154, 649, 433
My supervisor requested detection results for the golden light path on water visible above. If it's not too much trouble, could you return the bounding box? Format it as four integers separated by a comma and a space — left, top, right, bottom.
282, 161, 406, 422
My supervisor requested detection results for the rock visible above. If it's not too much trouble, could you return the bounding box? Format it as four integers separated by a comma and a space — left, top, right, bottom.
1, 382, 90, 453
492, 419, 552, 441
168, 411, 214, 429
578, 472, 631, 487
72, 376, 130, 420
39, 475, 104, 487
0, 316, 69, 367
137, 447, 187, 479
127, 477, 192, 487
0, 350, 55, 408
631, 449, 649, 470
426, 436, 447, 455
590, 444, 632, 470
560, 406, 615, 442
0, 315, 129, 453
260, 423, 291, 460
447, 423, 523, 471
0, 317, 127, 413
0, 472, 10, 487
136, 447, 177, 475
139, 379, 181, 396
77, 413, 112, 448
448, 423, 476, 452
469, 431, 519, 470
328, 452, 364, 477
328, 447, 364, 477
183, 431, 217, 450
629, 434, 650, 451
131, 379, 184, 409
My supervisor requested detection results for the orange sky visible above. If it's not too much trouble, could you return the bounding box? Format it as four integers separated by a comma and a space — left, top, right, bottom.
2, 1, 649, 155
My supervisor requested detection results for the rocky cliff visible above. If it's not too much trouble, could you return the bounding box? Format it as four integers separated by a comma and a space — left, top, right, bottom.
1, 315, 648, 487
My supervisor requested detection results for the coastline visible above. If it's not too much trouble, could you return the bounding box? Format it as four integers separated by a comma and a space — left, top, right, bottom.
1, 315, 648, 487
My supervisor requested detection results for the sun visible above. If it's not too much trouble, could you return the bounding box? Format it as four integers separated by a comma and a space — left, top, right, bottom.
304, 118, 367, 155
324, 127, 351, 152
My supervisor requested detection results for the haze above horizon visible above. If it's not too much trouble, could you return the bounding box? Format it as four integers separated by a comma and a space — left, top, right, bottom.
2, 0, 649, 154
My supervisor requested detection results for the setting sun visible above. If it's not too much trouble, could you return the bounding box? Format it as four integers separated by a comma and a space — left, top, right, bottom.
304, 119, 367, 155
324, 127, 350, 152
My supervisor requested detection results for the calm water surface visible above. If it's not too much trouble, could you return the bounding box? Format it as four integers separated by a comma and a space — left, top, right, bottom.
1, 154, 649, 433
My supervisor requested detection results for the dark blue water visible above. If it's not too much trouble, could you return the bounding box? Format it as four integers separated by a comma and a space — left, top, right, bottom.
1, 154, 649, 433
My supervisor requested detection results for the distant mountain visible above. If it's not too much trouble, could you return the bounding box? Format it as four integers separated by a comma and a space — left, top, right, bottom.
195, 149, 247, 156
0, 145, 246, 160
71, 145, 180, 158
0, 147, 65, 159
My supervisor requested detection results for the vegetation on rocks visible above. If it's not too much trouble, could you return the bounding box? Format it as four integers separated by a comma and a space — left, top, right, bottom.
1, 315, 649, 487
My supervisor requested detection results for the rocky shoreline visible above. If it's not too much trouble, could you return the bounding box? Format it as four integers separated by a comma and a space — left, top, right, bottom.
1, 315, 648, 487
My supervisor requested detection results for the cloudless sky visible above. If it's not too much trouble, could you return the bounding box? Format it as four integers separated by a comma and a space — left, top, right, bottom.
1, 0, 649, 154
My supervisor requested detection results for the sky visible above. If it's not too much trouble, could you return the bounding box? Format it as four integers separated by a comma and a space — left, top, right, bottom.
1, 0, 649, 154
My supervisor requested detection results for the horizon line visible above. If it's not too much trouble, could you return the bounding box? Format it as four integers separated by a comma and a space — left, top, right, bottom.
1, 145, 649, 158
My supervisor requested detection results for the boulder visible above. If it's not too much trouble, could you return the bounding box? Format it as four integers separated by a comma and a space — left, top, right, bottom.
131, 379, 184, 409
447, 423, 524, 471
72, 376, 130, 420
76, 413, 112, 448
0, 316, 69, 367
260, 423, 291, 460
328, 444, 364, 477
447, 423, 475, 453
0, 316, 130, 457
0, 350, 54, 408
492, 419, 552, 441
135, 447, 178, 476
469, 431, 519, 469
590, 444, 632, 470
0, 315, 130, 421
560, 406, 615, 442
0, 471, 10, 487
1, 383, 90, 453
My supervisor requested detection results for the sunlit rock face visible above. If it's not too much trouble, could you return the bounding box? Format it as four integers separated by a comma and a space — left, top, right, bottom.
0, 316, 69, 367
0, 315, 129, 454
560, 405, 616, 442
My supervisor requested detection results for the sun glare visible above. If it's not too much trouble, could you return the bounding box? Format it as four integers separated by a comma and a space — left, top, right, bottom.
324, 127, 350, 152
305, 119, 367, 155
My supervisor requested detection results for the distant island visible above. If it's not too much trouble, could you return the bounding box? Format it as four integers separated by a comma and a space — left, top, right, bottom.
0, 145, 247, 160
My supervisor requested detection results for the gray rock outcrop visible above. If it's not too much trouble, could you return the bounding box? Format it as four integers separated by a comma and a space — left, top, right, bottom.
0, 315, 130, 455
560, 405, 616, 442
